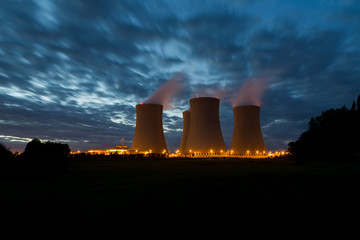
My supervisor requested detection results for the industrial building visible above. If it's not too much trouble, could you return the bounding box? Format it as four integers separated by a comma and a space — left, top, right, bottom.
179, 110, 190, 154
130, 97, 268, 157
131, 103, 167, 154
181, 97, 226, 155
87, 145, 130, 155
230, 105, 266, 155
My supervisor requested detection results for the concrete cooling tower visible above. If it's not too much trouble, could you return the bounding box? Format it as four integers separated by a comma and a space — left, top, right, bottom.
131, 103, 167, 153
179, 110, 190, 154
184, 97, 226, 154
230, 105, 266, 155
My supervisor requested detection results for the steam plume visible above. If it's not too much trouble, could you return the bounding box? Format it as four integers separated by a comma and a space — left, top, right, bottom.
193, 85, 229, 100
144, 73, 187, 110
231, 74, 271, 107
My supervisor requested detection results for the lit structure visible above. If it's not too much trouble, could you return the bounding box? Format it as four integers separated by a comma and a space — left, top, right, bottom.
268, 151, 287, 157
179, 110, 190, 154
87, 145, 130, 155
131, 103, 167, 154
183, 97, 226, 155
230, 105, 266, 155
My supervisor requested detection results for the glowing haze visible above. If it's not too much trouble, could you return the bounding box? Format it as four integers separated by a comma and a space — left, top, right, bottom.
144, 73, 187, 110
231, 74, 271, 107
193, 86, 229, 100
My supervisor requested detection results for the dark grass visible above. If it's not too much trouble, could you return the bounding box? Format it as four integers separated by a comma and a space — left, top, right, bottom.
1, 158, 360, 238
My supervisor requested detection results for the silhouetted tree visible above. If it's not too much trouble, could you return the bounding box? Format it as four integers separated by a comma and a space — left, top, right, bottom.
23, 138, 43, 160
21, 138, 70, 174
0, 142, 13, 162
288, 95, 360, 162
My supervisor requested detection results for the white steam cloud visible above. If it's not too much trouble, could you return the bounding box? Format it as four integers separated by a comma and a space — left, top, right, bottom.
231, 74, 272, 107
192, 85, 229, 100
144, 73, 187, 110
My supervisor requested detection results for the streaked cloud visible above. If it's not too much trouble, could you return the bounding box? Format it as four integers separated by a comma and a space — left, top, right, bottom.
1, 0, 359, 152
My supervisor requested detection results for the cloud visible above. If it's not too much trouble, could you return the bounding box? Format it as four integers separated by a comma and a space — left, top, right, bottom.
0, 0, 360, 152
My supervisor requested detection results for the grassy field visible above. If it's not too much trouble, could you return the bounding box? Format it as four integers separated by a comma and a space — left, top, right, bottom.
1, 158, 360, 238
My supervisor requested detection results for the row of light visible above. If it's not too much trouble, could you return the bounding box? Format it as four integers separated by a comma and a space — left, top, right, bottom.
144, 149, 168, 155
175, 149, 286, 156
79, 145, 286, 156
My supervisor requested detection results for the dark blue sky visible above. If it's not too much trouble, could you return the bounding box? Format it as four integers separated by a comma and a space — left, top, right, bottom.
1, 0, 359, 152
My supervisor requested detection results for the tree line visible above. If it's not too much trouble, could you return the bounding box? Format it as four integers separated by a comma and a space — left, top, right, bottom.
288, 95, 360, 162
1, 138, 70, 177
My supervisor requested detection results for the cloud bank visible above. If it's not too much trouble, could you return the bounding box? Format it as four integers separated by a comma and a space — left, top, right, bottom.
0, 0, 359, 152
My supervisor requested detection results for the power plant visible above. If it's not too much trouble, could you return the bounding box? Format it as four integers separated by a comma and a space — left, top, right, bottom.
179, 110, 190, 154
182, 97, 226, 155
131, 99, 269, 157
230, 105, 266, 155
131, 103, 167, 154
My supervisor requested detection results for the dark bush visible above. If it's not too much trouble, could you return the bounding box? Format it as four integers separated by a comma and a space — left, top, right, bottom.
0, 143, 14, 177
0, 142, 13, 161
20, 138, 70, 175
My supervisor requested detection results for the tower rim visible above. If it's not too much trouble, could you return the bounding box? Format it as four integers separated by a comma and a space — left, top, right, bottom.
136, 103, 163, 107
190, 97, 219, 101
233, 104, 260, 109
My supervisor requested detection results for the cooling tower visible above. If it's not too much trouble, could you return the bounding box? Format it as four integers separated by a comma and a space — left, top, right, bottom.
179, 110, 190, 154
131, 103, 167, 153
230, 105, 266, 155
184, 97, 226, 154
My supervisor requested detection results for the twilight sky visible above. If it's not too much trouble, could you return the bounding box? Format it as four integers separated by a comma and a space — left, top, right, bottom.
1, 0, 360, 153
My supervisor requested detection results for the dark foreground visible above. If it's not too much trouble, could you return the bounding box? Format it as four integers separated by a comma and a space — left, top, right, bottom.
1, 158, 360, 238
